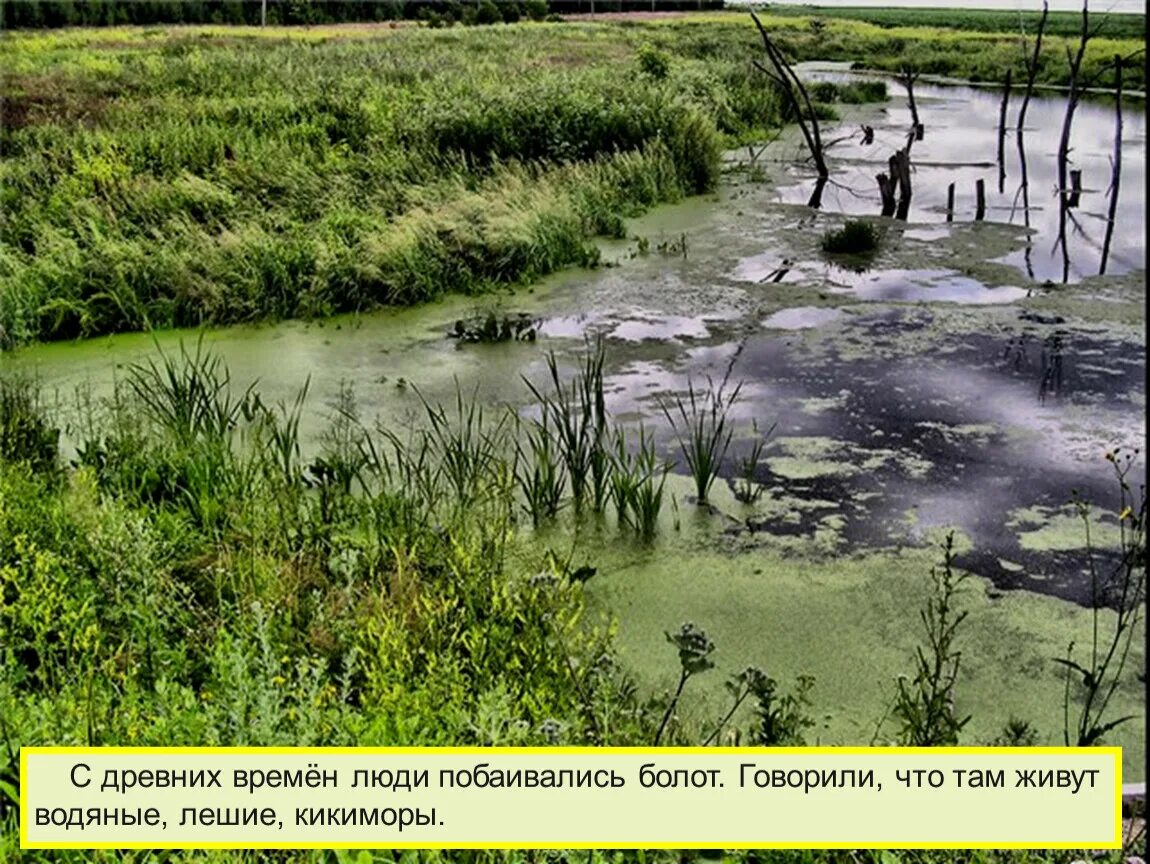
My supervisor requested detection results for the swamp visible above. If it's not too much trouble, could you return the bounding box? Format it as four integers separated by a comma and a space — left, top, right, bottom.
0, 3, 1146, 861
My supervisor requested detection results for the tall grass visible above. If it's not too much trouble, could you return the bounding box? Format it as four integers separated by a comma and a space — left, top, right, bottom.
516, 409, 568, 527
126, 336, 258, 448
524, 343, 612, 515
619, 425, 670, 540
0, 23, 748, 346
661, 377, 742, 503
0, 374, 59, 473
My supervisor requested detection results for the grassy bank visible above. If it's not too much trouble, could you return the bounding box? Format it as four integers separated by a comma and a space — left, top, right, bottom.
3, 15, 1142, 347
695, 10, 1143, 88
0, 21, 778, 346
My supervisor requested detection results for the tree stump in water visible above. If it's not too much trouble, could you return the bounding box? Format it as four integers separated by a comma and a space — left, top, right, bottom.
876, 172, 897, 217
892, 148, 912, 220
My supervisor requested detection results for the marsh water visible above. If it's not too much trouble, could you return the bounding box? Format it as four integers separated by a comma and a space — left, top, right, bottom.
9, 75, 1145, 773
779, 64, 1146, 284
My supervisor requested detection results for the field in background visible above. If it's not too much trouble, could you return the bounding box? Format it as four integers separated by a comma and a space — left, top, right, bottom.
765, 4, 1145, 40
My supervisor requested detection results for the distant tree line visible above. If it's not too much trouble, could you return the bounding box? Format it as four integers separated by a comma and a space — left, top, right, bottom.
1, 0, 724, 29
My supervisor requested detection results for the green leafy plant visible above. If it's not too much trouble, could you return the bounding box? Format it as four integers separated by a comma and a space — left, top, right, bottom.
0, 375, 59, 474
638, 43, 671, 80
750, 671, 816, 746
892, 531, 972, 746
655, 622, 715, 745
1058, 447, 1146, 747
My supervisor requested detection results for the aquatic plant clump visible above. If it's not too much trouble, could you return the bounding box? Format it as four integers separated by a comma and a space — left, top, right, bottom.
661, 378, 743, 503
821, 219, 882, 256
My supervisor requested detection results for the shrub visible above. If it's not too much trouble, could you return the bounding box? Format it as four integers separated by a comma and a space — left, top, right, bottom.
524, 0, 548, 21
840, 79, 888, 103
476, 1, 501, 24
811, 81, 839, 103
637, 43, 671, 80
500, 1, 521, 24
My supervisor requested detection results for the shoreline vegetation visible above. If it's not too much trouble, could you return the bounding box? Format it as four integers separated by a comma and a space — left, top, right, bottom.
1, 11, 1144, 347
1, 341, 1144, 861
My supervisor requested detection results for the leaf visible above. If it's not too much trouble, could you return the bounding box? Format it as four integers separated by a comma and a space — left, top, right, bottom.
0, 779, 18, 806
1081, 715, 1138, 745
1052, 657, 1094, 687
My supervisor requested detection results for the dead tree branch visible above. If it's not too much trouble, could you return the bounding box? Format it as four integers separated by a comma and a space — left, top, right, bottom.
750, 10, 829, 196
1015, 0, 1049, 236
1099, 55, 1123, 275
1056, 0, 1091, 283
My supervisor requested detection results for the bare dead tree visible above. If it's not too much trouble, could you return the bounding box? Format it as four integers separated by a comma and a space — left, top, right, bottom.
1014, 0, 1049, 244
1099, 55, 1123, 275
996, 68, 1012, 194
899, 66, 924, 144
750, 10, 828, 206
1055, 0, 1091, 284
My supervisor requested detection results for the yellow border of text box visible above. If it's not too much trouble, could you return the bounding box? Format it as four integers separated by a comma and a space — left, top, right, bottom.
20, 745, 1122, 850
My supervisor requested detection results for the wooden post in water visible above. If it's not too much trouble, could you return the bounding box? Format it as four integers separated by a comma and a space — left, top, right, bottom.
946, 183, 955, 222
997, 68, 1012, 194
975, 178, 986, 221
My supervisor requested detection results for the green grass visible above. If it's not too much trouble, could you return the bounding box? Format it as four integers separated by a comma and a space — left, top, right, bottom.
0, 21, 774, 346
